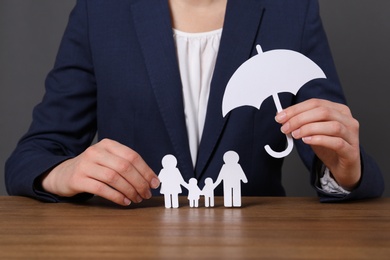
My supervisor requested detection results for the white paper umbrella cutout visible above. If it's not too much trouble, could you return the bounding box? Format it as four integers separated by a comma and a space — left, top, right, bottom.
222, 45, 327, 158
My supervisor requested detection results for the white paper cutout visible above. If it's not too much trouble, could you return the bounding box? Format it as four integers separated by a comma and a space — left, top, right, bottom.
222, 44, 327, 158
159, 151, 247, 208
158, 45, 327, 208
158, 154, 188, 208
202, 178, 215, 207
214, 151, 248, 207
187, 178, 202, 207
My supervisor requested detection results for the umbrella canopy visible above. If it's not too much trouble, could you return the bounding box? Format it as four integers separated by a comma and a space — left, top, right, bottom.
222, 45, 327, 158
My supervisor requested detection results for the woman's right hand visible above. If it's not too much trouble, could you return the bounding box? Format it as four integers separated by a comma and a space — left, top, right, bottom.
41, 139, 160, 206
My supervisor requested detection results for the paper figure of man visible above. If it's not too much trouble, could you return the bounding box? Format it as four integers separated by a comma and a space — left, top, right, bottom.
214, 151, 248, 207
158, 154, 188, 208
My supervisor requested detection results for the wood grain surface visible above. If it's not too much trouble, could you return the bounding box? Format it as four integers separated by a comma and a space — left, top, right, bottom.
0, 196, 389, 259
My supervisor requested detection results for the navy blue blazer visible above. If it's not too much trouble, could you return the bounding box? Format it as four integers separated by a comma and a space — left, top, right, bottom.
5, 0, 384, 202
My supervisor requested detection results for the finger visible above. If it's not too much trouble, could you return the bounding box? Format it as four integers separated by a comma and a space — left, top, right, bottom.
276, 99, 349, 124
101, 139, 160, 188
301, 135, 357, 160
67, 163, 133, 206
280, 105, 353, 135
122, 150, 160, 189
291, 121, 358, 146
78, 177, 133, 206
87, 165, 145, 203
287, 99, 348, 117
66, 156, 142, 203
84, 142, 153, 200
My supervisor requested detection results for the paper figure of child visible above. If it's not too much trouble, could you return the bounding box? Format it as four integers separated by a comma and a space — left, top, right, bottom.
187, 178, 202, 207
158, 154, 188, 208
202, 177, 215, 207
214, 151, 248, 207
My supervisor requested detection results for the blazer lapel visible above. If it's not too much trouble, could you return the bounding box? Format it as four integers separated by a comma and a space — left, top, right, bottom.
130, 1, 194, 180
195, 0, 265, 177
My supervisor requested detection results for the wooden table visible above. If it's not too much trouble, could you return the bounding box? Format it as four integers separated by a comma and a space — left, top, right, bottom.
0, 196, 389, 259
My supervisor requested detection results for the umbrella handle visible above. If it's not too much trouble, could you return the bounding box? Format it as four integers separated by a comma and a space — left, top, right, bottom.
264, 133, 294, 158
264, 93, 294, 158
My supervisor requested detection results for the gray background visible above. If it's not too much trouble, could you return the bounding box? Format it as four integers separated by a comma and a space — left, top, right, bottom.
1, 0, 389, 197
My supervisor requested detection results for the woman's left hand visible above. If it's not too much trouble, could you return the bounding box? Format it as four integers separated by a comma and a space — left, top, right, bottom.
275, 98, 361, 190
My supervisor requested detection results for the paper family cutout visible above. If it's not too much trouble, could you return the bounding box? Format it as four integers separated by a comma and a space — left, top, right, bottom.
158, 151, 247, 208
159, 44, 327, 208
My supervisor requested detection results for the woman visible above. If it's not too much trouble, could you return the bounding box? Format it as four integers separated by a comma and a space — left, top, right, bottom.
5, 0, 384, 206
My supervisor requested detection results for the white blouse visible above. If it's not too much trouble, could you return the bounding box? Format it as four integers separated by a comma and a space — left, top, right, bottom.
173, 28, 222, 167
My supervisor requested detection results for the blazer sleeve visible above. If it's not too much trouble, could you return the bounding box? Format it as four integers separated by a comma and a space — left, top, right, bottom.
5, 0, 95, 202
295, 0, 384, 202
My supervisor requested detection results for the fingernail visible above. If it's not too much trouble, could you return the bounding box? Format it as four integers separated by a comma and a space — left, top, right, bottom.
275, 112, 286, 123
145, 190, 152, 199
136, 195, 143, 203
124, 197, 131, 206
151, 178, 160, 189
302, 136, 312, 142
281, 123, 290, 134
292, 129, 300, 139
